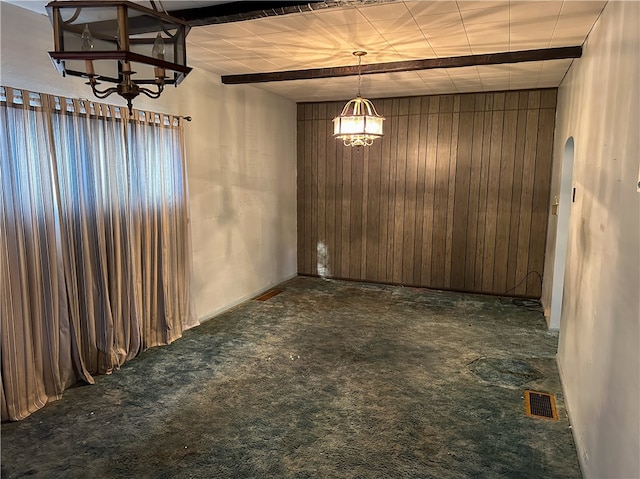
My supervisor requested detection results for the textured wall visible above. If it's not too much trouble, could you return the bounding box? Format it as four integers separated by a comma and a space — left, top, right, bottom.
543, 1, 640, 477
0, 3, 298, 323
297, 90, 556, 298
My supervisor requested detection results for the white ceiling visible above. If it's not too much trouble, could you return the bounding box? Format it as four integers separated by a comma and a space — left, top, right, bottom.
4, 0, 607, 102
188, 0, 607, 101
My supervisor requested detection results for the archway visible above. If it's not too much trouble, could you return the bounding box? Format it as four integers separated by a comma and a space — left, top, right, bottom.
549, 137, 575, 330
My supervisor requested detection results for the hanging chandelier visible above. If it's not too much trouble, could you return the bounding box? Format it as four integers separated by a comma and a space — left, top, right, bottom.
46, 1, 192, 114
333, 51, 384, 147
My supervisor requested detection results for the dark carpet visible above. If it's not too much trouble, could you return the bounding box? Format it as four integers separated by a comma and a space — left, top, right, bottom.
1, 276, 582, 478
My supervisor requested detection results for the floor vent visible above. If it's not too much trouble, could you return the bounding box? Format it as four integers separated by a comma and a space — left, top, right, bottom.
525, 390, 558, 420
253, 288, 283, 301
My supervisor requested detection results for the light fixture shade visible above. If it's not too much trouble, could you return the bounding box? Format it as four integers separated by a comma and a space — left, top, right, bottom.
46, 1, 192, 111
333, 96, 385, 147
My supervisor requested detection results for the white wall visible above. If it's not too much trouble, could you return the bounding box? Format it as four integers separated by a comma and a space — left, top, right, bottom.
541, 2, 639, 478
183, 77, 298, 320
0, 2, 298, 323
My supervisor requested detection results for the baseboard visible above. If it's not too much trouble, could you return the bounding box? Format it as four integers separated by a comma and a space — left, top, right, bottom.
556, 356, 587, 478
196, 272, 298, 324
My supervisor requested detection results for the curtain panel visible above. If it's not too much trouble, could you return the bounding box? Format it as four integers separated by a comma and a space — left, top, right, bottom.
0, 87, 193, 421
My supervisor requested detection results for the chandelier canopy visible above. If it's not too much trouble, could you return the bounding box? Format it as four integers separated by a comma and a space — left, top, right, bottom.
46, 1, 192, 113
333, 51, 384, 147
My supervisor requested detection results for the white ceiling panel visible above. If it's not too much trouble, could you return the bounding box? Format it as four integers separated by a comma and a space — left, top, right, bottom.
405, 1, 460, 17
459, 4, 510, 24
358, 2, 412, 22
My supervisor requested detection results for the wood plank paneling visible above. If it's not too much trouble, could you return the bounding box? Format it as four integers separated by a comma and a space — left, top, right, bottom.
376, 99, 393, 282
450, 110, 473, 290
297, 89, 557, 298
464, 109, 484, 290
333, 123, 344, 277
505, 106, 528, 293
387, 99, 400, 282
515, 107, 540, 296
431, 110, 452, 288
527, 107, 556, 296
303, 115, 313, 274
412, 103, 428, 283
316, 104, 327, 276
444, 100, 460, 287
325, 108, 337, 278
393, 108, 408, 283
361, 142, 370, 279
365, 137, 382, 281
349, 144, 364, 279
493, 108, 518, 293
340, 142, 351, 277
420, 110, 438, 286
474, 106, 492, 290
482, 104, 504, 291
403, 101, 421, 285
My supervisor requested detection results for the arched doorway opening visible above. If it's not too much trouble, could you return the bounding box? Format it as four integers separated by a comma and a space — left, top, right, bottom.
549, 137, 575, 330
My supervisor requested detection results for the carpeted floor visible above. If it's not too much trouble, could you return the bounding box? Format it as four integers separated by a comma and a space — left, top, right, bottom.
1, 276, 582, 479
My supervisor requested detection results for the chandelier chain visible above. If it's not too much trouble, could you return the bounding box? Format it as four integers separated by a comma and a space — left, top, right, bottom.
357, 54, 362, 97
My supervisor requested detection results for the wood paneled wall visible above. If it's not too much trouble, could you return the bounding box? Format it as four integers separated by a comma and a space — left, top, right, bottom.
297, 89, 556, 298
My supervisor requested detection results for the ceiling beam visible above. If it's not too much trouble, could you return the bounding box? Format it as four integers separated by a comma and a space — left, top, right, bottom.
169, 0, 397, 26
169, 1, 330, 26
221, 46, 582, 85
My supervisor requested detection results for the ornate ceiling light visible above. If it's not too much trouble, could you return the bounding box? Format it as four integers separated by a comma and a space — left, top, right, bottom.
333, 51, 384, 147
46, 1, 192, 113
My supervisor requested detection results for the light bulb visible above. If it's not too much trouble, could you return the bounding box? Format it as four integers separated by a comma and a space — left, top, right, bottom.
81, 24, 94, 51
81, 24, 95, 77
152, 33, 165, 60
152, 33, 166, 82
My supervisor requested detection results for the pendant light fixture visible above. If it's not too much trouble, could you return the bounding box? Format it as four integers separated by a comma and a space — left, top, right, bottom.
46, 1, 192, 114
333, 51, 384, 147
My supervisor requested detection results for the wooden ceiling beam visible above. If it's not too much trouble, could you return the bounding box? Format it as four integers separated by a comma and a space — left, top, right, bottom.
221, 46, 582, 85
170, 1, 330, 26
168, 1, 397, 26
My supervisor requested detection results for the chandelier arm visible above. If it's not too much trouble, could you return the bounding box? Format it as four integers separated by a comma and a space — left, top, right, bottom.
138, 83, 165, 99
62, 8, 82, 25
149, 0, 176, 36
363, 100, 371, 116
88, 82, 119, 99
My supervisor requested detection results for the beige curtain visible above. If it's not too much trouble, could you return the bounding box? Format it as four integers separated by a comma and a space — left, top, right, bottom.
0, 87, 193, 421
